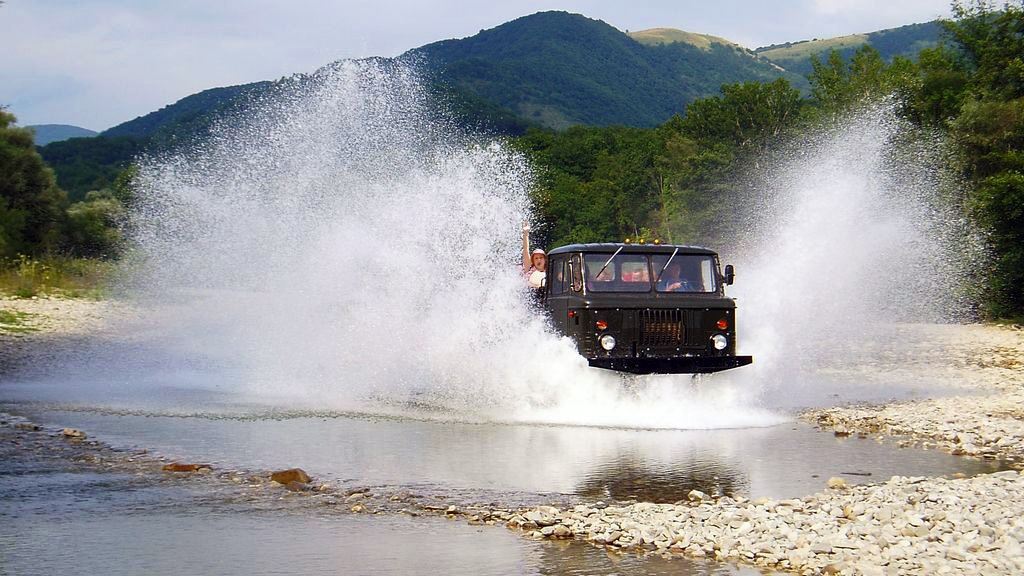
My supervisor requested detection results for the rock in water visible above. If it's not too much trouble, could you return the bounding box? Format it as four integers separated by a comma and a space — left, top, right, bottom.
162, 462, 211, 472
271, 468, 311, 484
284, 481, 307, 492
552, 524, 572, 538
687, 489, 708, 502
61, 428, 86, 439
826, 476, 847, 489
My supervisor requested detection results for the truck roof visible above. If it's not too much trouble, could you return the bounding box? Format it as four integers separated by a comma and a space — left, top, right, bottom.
546, 243, 718, 257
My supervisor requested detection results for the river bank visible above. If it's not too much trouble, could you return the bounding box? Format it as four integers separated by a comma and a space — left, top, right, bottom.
803, 323, 1024, 466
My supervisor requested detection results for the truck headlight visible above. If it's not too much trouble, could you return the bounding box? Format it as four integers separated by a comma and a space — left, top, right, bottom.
600, 334, 616, 351
711, 334, 728, 350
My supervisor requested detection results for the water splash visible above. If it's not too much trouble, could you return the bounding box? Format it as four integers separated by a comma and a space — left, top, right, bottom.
725, 103, 985, 405
102, 60, 777, 430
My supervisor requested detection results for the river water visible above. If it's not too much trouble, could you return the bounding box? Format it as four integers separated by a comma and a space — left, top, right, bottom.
0, 400, 1004, 576
8, 408, 1003, 503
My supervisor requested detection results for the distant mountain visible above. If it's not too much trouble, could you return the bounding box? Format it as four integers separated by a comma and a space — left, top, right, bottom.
756, 21, 943, 76
37, 11, 945, 198
103, 82, 271, 143
409, 11, 798, 129
27, 124, 97, 146
39, 83, 270, 201
38, 135, 145, 202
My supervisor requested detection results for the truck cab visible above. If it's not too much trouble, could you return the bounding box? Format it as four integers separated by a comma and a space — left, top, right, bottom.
542, 243, 752, 374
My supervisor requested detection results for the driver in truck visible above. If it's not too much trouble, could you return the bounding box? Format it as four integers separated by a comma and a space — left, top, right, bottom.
657, 261, 695, 292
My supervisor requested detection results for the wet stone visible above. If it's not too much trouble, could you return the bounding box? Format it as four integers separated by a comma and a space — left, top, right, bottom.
270, 468, 311, 485
162, 462, 211, 473
61, 428, 86, 439
687, 489, 708, 502
827, 476, 847, 489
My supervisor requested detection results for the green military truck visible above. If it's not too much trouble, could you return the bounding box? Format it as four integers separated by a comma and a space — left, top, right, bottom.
541, 242, 752, 374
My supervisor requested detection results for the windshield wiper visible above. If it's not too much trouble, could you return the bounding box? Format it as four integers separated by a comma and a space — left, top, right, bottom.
594, 247, 623, 281
655, 247, 679, 283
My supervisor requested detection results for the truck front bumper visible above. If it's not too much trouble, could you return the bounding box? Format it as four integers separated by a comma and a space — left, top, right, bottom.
588, 355, 753, 374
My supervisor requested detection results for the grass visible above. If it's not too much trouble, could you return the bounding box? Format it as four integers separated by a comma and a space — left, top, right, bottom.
0, 309, 40, 333
756, 34, 869, 61
0, 255, 112, 299
628, 28, 738, 51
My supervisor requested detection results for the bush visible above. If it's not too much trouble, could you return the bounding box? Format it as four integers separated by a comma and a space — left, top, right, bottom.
65, 191, 124, 258
0, 255, 112, 298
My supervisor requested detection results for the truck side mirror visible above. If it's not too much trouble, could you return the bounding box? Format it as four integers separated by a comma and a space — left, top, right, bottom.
724, 264, 735, 285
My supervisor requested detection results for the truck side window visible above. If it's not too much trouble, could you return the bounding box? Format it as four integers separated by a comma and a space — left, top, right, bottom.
570, 255, 583, 292
550, 258, 567, 295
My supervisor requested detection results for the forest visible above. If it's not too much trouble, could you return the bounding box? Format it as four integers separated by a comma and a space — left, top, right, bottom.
1, 2, 1022, 317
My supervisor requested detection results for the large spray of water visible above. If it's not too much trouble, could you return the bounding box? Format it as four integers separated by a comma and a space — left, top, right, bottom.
5, 64, 981, 429
99, 60, 775, 429
724, 104, 985, 405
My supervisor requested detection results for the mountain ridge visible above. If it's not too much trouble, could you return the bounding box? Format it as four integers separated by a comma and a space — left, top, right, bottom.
755, 20, 942, 75
26, 124, 97, 146
36, 11, 944, 198
408, 11, 798, 129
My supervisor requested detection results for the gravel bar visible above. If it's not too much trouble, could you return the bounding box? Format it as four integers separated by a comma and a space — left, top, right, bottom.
499, 472, 1024, 575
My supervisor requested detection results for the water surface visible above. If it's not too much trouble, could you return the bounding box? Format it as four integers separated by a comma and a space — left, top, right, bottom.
15, 408, 1004, 503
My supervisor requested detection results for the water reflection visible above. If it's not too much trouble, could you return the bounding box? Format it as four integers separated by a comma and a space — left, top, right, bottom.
533, 539, 763, 576
576, 457, 745, 503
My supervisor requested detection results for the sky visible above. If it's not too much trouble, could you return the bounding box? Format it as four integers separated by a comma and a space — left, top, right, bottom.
0, 0, 953, 132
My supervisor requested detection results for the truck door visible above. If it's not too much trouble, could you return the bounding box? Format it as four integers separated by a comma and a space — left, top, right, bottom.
546, 256, 569, 332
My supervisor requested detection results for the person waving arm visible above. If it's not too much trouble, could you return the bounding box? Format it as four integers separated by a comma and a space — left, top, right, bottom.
522, 222, 532, 272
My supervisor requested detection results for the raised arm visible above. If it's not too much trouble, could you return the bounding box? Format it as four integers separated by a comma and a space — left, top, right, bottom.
522, 222, 531, 271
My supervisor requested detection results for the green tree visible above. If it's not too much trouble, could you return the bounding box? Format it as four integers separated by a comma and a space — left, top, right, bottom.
946, 0, 1024, 99
807, 45, 918, 116
65, 190, 124, 258
937, 1, 1024, 317
907, 45, 971, 126
679, 79, 802, 152
515, 125, 667, 247
971, 172, 1024, 317
111, 164, 139, 208
0, 109, 68, 258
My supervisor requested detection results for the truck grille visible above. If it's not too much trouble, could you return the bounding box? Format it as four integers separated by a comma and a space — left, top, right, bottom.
640, 309, 684, 347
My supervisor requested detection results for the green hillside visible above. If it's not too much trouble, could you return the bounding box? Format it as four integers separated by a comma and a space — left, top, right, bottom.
26, 124, 97, 146
628, 28, 739, 50
37, 136, 145, 202
38, 83, 271, 199
410, 11, 798, 129
757, 21, 942, 75
103, 82, 271, 144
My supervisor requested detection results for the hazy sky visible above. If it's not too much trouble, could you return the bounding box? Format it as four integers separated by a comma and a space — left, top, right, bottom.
1, 0, 952, 131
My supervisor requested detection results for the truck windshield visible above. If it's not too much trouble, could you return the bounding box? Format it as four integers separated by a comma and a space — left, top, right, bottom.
584, 254, 651, 292
652, 254, 718, 293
